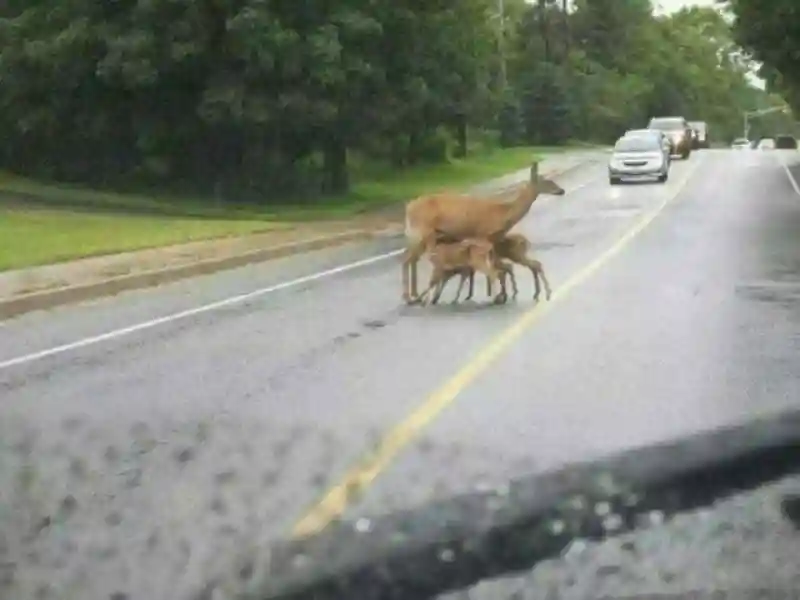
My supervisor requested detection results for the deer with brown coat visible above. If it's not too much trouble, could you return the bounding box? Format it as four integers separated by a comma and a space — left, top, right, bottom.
429, 256, 518, 306
416, 238, 504, 307
402, 161, 564, 303
478, 232, 552, 301
431, 232, 551, 304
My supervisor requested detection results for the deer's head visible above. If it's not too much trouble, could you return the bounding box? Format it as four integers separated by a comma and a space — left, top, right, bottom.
529, 162, 565, 196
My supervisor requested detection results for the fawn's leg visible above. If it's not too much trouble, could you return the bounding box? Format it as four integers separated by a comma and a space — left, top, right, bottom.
418, 268, 445, 306
432, 271, 455, 305
503, 263, 519, 298
465, 269, 475, 301
452, 272, 472, 304
525, 258, 551, 301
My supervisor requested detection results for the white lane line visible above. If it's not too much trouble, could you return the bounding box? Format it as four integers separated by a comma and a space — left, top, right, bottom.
0, 250, 403, 371
777, 151, 800, 197
0, 175, 601, 372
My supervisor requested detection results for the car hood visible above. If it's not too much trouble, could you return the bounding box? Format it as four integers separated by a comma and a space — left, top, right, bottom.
242, 409, 800, 600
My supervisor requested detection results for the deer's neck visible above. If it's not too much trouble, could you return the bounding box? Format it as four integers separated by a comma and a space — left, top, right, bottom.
499, 184, 539, 232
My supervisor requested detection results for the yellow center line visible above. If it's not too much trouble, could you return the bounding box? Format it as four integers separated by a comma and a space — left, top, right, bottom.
290, 156, 705, 539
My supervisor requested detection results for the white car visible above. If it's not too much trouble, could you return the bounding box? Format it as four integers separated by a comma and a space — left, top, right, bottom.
757, 138, 775, 150
731, 138, 751, 150
609, 134, 670, 185
623, 129, 672, 164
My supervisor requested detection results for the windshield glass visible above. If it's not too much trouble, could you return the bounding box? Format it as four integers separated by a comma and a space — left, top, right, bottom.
615, 136, 659, 152
4, 0, 800, 598
625, 129, 656, 136
649, 118, 685, 130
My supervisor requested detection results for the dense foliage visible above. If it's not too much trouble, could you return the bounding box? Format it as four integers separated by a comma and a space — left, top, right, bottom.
0, 0, 789, 202
724, 0, 800, 115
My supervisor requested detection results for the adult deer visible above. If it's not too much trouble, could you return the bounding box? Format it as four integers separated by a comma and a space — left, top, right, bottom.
402, 161, 565, 303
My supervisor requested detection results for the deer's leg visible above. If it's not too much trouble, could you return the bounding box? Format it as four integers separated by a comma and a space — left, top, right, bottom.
501, 262, 518, 299
522, 257, 551, 301
491, 271, 506, 305
509, 265, 519, 298
536, 260, 552, 301
452, 272, 468, 304
478, 267, 504, 305
432, 271, 454, 305
497, 267, 508, 300
402, 241, 426, 303
418, 267, 445, 306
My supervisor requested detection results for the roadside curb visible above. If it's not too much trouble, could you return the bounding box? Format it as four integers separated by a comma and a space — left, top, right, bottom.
0, 155, 603, 320
0, 229, 375, 320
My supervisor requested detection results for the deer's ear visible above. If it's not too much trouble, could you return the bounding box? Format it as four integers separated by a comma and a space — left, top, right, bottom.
529, 161, 539, 180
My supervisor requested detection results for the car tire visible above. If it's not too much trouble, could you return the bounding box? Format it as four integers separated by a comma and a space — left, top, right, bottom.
609, 177, 621, 185
657, 171, 668, 183
681, 150, 690, 159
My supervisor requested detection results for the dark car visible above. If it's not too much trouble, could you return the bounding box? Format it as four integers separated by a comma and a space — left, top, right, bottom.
688, 120, 709, 149
647, 116, 693, 159
775, 134, 798, 149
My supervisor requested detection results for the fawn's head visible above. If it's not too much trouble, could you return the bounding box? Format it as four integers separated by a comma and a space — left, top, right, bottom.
529, 162, 565, 196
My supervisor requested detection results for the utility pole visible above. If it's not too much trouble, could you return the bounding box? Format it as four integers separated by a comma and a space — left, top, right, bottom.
539, 0, 549, 62
497, 0, 507, 90
743, 105, 790, 139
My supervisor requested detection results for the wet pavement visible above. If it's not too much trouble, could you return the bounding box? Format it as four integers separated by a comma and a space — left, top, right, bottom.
2, 149, 800, 599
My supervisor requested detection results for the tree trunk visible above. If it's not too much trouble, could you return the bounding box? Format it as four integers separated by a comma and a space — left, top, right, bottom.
322, 135, 349, 194
407, 130, 420, 165
453, 113, 468, 158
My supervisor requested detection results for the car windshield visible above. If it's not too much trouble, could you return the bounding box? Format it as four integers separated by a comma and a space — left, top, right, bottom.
5, 0, 800, 598
649, 118, 684, 130
615, 136, 659, 152
625, 129, 656, 137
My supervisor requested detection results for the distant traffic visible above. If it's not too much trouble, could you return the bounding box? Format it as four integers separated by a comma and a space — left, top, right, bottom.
610, 116, 799, 184
608, 115, 702, 185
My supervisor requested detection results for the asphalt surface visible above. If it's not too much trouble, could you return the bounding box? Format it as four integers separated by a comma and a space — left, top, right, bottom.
2, 149, 800, 599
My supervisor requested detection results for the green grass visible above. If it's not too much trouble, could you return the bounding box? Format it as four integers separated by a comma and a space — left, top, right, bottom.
0, 211, 290, 271
0, 145, 577, 271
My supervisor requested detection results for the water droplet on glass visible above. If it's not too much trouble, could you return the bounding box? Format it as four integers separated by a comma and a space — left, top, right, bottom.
594, 502, 611, 516
548, 519, 565, 535
438, 548, 456, 562
355, 518, 372, 533
291, 553, 311, 570
567, 495, 586, 511
602, 514, 623, 532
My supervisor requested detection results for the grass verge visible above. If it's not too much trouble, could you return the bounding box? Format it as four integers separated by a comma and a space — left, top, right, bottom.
0, 211, 290, 272
0, 144, 578, 271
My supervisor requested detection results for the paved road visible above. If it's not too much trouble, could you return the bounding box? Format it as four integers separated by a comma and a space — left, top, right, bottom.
2, 149, 800, 599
